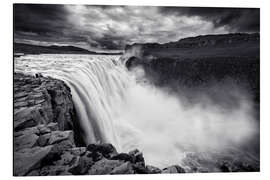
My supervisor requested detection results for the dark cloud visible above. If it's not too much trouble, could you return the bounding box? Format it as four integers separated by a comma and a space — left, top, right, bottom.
14, 4, 69, 35
159, 7, 260, 32
14, 4, 260, 51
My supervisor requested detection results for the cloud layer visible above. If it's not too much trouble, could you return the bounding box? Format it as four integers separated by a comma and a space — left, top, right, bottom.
14, 4, 259, 51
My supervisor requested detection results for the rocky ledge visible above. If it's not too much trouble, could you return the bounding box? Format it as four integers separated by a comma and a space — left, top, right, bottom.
13, 73, 185, 176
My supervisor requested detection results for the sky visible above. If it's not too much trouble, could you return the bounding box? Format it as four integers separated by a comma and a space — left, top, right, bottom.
14, 4, 260, 52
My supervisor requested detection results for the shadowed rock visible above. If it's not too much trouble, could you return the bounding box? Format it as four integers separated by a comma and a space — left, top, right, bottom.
88, 158, 123, 175
14, 145, 53, 176
162, 165, 186, 173
87, 143, 117, 158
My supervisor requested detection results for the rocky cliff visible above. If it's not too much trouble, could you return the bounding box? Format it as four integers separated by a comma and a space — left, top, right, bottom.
123, 33, 260, 103
13, 73, 185, 176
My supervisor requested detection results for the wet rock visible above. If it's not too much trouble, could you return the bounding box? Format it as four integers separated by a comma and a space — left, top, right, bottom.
146, 165, 161, 174
14, 132, 39, 151
51, 139, 76, 154
162, 165, 185, 174
40, 165, 71, 176
14, 107, 39, 131
68, 147, 86, 156
110, 162, 134, 174
48, 131, 74, 145
26, 169, 40, 176
111, 153, 133, 162
87, 143, 117, 158
14, 145, 53, 176
37, 125, 51, 134
37, 133, 51, 147
14, 126, 39, 138
90, 151, 104, 162
132, 162, 148, 174
88, 158, 123, 175
69, 153, 94, 175
47, 122, 58, 131
54, 151, 76, 166
129, 149, 145, 164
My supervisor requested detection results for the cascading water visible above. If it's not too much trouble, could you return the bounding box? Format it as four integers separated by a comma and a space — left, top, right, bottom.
15, 54, 259, 169
15, 54, 130, 150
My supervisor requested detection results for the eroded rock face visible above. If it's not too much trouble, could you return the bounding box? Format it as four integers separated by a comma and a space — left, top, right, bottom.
14, 73, 75, 131
14, 73, 79, 176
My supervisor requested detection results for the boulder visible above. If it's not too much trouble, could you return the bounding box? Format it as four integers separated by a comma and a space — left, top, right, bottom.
87, 143, 117, 158
47, 122, 59, 131
37, 124, 51, 134
128, 149, 145, 164
69, 153, 94, 175
37, 133, 51, 147
14, 132, 39, 151
14, 145, 53, 176
48, 131, 74, 145
14, 126, 39, 138
54, 151, 76, 166
51, 139, 76, 154
26, 169, 40, 176
110, 162, 134, 174
111, 153, 133, 162
146, 165, 161, 174
40, 165, 71, 176
14, 107, 39, 131
88, 158, 123, 175
68, 147, 86, 156
162, 165, 185, 174
132, 162, 148, 174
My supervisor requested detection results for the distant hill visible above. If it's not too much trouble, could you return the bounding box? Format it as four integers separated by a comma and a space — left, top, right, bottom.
124, 33, 259, 59
14, 43, 123, 55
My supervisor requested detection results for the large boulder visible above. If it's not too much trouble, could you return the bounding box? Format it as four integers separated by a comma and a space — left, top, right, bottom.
14, 145, 53, 176
110, 162, 134, 174
87, 143, 117, 158
146, 165, 161, 174
88, 158, 123, 175
14, 132, 39, 151
49, 131, 74, 145
162, 165, 185, 174
69, 152, 94, 175
39, 165, 72, 176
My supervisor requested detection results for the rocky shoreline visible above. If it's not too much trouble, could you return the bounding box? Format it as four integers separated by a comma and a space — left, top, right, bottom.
13, 73, 185, 176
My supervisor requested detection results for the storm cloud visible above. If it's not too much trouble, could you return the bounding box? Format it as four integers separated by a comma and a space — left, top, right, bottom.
159, 7, 260, 32
14, 4, 260, 51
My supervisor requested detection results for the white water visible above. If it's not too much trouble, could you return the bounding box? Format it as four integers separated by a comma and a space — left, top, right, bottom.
15, 54, 258, 168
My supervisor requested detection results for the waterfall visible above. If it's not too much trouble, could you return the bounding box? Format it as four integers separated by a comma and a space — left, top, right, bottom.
15, 54, 258, 168
14, 54, 131, 150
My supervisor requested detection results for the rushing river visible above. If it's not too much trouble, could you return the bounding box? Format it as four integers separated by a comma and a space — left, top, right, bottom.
14, 54, 259, 170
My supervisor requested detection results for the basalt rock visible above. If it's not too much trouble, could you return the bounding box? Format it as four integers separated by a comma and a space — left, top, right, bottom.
162, 165, 186, 173
86, 143, 118, 158
14, 73, 76, 131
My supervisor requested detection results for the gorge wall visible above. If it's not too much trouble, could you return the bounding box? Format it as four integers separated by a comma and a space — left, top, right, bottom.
123, 33, 260, 104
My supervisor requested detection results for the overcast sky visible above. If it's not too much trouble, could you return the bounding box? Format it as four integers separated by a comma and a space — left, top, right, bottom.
14, 4, 259, 52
